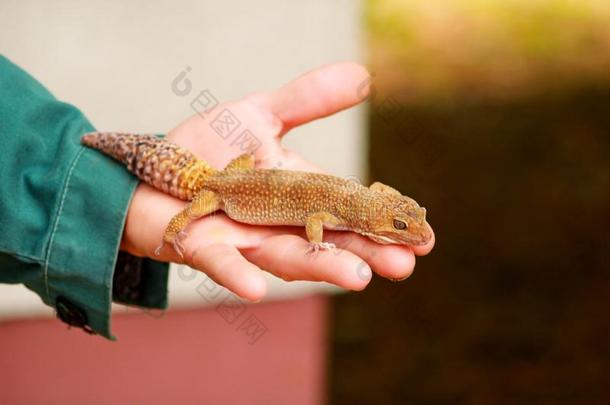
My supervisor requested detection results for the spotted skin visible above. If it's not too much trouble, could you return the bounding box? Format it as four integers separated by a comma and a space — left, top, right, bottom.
81, 132, 432, 258
81, 132, 215, 200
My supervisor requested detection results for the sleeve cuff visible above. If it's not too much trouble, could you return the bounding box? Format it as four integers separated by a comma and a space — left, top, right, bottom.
43, 134, 169, 339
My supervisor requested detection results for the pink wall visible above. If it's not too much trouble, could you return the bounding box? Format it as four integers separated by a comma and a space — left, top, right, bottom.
0, 295, 328, 405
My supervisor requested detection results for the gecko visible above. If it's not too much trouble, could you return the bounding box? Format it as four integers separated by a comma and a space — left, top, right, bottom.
81, 132, 432, 258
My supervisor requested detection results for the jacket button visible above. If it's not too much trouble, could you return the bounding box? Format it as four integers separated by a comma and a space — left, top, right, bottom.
55, 296, 94, 334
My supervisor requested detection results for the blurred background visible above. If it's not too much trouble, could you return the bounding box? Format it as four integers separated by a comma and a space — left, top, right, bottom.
1, 0, 609, 404
332, 0, 610, 403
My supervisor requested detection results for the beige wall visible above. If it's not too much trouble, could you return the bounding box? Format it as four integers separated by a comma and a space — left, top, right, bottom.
0, 0, 365, 317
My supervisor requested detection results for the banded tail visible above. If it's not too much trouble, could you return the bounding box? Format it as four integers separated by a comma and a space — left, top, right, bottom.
81, 132, 216, 200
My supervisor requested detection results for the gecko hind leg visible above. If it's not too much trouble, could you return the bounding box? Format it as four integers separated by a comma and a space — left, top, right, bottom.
225, 153, 255, 171
305, 212, 340, 254
154, 230, 188, 257
155, 190, 220, 259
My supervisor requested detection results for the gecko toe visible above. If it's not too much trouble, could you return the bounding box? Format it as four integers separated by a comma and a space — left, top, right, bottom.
307, 242, 335, 254
306, 244, 319, 255
173, 239, 186, 259
320, 242, 336, 250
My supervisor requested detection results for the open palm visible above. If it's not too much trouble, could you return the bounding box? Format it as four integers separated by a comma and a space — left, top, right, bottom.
120, 62, 435, 301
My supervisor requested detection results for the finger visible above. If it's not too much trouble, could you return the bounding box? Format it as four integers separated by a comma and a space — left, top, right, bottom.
242, 234, 372, 291
190, 243, 267, 302
322, 231, 417, 281
251, 62, 372, 134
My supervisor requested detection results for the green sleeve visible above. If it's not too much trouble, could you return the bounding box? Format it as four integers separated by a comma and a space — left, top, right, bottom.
0, 55, 169, 339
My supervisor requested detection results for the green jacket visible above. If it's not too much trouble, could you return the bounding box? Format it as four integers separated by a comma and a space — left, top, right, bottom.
0, 55, 169, 339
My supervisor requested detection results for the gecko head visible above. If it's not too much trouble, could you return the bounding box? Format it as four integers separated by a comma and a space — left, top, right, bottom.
365, 195, 432, 247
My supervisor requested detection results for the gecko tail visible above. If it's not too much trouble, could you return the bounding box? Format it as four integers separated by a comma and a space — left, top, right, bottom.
81, 132, 146, 164
81, 132, 216, 200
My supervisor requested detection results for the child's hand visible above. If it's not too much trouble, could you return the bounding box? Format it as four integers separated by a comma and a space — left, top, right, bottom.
120, 62, 435, 301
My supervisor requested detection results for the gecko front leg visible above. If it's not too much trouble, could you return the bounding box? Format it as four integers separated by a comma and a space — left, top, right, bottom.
305, 212, 340, 253
155, 189, 220, 258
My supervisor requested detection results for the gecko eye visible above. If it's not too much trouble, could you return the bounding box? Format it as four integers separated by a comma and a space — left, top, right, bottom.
393, 219, 407, 230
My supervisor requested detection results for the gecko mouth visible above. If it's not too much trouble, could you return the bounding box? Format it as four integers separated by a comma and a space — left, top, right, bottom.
364, 232, 431, 246
366, 234, 399, 245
